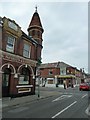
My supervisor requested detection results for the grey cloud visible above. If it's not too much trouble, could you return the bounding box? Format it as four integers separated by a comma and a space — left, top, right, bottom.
1, 2, 88, 72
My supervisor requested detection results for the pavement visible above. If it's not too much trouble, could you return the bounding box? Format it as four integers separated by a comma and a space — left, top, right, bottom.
1, 87, 60, 109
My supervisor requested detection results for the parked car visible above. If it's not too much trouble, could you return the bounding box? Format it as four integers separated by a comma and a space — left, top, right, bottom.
79, 82, 90, 91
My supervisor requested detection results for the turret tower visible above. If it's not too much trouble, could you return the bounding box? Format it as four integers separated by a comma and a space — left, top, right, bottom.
27, 7, 44, 62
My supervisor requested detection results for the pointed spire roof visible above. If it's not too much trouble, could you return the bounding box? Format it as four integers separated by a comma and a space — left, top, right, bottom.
28, 7, 43, 29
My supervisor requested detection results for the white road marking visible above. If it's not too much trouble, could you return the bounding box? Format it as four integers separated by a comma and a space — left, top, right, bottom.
85, 104, 90, 116
52, 95, 72, 102
82, 94, 87, 99
63, 93, 73, 95
52, 101, 77, 118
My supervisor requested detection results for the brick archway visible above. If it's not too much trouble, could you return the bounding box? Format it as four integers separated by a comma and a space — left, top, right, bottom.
17, 64, 35, 78
0, 63, 16, 74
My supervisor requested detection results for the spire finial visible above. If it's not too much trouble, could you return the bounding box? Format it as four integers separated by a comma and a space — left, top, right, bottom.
35, 5, 37, 12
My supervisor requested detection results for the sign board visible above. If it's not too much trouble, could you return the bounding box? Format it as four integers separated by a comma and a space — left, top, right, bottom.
18, 88, 31, 93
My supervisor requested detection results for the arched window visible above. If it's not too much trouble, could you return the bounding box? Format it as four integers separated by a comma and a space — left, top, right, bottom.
37, 31, 40, 37
19, 67, 30, 85
3, 68, 11, 87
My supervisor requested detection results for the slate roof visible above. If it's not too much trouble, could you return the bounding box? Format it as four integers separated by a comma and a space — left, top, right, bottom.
39, 61, 71, 69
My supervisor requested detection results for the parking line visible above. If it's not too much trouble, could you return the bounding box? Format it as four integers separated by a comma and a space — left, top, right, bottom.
85, 104, 90, 116
52, 101, 77, 118
82, 94, 87, 99
52, 95, 72, 102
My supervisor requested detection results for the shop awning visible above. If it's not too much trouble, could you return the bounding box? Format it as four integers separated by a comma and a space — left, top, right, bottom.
55, 75, 76, 78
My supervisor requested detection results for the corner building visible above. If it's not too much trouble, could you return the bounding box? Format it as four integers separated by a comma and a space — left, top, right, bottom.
0, 9, 44, 97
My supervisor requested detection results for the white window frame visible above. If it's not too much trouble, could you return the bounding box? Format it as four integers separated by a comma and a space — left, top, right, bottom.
6, 36, 15, 53
23, 43, 31, 58
19, 75, 29, 85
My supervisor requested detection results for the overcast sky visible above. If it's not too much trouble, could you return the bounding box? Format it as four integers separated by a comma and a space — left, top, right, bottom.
1, 1, 88, 73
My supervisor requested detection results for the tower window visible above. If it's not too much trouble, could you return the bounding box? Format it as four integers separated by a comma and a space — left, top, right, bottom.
37, 31, 40, 37
32, 30, 35, 36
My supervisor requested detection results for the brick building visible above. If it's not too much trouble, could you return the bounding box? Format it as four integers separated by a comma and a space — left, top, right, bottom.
0, 8, 44, 97
39, 62, 60, 87
39, 62, 84, 88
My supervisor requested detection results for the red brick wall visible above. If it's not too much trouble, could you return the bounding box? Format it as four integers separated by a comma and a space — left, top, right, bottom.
1, 17, 43, 96
2, 28, 37, 60
31, 44, 36, 60
40, 68, 60, 78
2, 29, 7, 51
66, 67, 75, 75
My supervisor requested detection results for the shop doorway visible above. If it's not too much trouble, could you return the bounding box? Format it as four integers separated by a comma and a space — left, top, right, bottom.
2, 68, 11, 97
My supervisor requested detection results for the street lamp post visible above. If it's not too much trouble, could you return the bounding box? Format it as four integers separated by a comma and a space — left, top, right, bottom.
36, 58, 42, 98
38, 73, 40, 98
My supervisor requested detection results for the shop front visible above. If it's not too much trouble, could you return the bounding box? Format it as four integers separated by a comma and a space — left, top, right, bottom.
55, 75, 76, 88
1, 63, 36, 97
0, 51, 37, 97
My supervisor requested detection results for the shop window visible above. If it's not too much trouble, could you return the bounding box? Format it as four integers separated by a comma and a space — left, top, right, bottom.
19, 67, 30, 85
48, 80, 53, 84
6, 36, 15, 53
23, 43, 31, 58
19, 75, 29, 85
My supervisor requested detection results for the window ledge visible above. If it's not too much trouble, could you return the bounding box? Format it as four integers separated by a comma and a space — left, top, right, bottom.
16, 85, 33, 88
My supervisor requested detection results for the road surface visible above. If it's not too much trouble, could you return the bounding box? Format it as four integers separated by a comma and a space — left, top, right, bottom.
2, 86, 90, 119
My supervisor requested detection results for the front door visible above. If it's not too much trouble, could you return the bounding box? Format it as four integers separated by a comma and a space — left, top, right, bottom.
2, 68, 11, 97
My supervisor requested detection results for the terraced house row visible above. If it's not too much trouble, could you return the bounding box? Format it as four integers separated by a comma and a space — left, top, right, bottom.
38, 62, 88, 88
0, 8, 44, 97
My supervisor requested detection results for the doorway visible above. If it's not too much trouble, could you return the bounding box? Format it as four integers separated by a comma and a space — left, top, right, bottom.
2, 68, 11, 97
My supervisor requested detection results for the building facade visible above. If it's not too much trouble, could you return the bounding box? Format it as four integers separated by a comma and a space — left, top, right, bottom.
0, 9, 44, 97
39, 62, 60, 87
39, 62, 85, 88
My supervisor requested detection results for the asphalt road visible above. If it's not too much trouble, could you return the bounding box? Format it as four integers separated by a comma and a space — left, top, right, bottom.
2, 86, 90, 119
